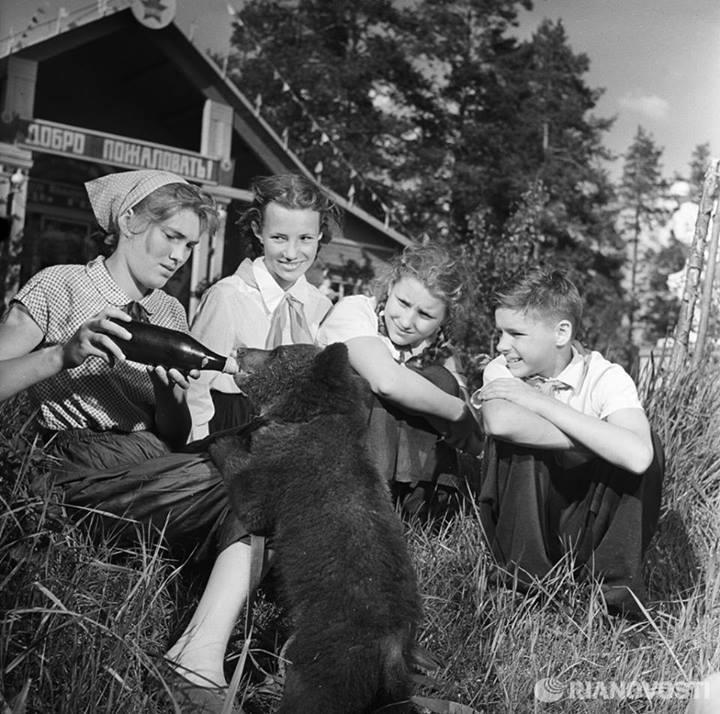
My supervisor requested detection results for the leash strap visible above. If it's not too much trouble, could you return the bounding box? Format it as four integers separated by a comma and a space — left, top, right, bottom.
222, 534, 266, 712
244, 533, 266, 637
410, 694, 480, 713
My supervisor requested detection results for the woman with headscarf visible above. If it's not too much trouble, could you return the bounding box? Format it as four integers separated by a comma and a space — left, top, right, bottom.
0, 170, 244, 712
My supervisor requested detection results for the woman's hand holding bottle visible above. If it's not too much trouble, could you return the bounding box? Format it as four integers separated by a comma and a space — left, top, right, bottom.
61, 307, 133, 369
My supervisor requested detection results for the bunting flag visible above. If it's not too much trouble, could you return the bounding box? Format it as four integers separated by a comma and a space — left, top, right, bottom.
2, 3, 47, 53
4, 2, 132, 56
55, 7, 70, 36
20, 6, 45, 40
227, 4, 244, 26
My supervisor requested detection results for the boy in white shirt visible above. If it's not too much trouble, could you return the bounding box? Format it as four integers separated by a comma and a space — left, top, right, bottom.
473, 269, 664, 615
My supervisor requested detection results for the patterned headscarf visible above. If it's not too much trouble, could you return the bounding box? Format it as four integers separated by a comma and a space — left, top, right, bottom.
84, 170, 188, 231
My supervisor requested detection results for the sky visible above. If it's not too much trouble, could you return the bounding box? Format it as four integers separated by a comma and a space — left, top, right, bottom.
514, 0, 720, 180
1, 0, 718, 181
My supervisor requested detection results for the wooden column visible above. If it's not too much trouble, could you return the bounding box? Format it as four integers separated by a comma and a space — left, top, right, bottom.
0, 144, 33, 312
671, 159, 720, 371
187, 99, 236, 319
693, 194, 720, 367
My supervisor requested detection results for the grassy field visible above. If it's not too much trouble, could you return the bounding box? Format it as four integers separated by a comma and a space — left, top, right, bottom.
1, 360, 719, 714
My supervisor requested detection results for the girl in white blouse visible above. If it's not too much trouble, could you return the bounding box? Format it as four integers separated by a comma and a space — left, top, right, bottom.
317, 243, 482, 519
187, 174, 339, 440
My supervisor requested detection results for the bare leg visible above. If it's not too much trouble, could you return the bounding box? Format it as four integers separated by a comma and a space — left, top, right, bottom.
165, 541, 251, 687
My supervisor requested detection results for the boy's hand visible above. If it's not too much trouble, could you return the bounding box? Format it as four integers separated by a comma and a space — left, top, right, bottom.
475, 378, 547, 410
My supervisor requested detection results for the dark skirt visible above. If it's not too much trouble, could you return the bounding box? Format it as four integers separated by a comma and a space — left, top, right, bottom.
478, 431, 665, 607
209, 390, 253, 435
42, 429, 247, 559
365, 364, 482, 520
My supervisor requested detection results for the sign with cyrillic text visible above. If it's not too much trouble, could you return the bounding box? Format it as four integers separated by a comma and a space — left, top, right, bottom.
21, 119, 219, 184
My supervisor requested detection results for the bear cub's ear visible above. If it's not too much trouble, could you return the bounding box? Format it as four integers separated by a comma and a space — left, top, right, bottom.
312, 341, 349, 371
310, 342, 353, 389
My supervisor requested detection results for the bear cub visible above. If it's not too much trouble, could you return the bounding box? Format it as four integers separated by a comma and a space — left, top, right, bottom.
213, 342, 422, 714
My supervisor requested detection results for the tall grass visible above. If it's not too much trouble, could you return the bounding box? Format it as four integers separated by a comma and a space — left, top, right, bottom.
0, 398, 202, 713
1, 360, 719, 713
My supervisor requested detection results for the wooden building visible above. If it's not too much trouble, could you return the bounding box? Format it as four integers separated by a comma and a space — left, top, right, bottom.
0, 6, 412, 315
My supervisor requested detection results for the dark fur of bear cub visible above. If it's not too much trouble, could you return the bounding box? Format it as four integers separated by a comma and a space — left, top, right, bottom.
211, 342, 422, 714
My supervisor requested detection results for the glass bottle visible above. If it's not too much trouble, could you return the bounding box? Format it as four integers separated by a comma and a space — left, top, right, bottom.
110, 319, 238, 373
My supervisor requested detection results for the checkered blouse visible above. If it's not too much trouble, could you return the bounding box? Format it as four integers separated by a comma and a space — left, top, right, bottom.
13, 257, 188, 432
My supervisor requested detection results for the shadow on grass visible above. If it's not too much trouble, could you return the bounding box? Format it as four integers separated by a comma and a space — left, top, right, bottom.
646, 509, 702, 603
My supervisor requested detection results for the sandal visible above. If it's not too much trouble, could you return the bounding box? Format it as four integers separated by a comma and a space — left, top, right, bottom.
160, 659, 243, 714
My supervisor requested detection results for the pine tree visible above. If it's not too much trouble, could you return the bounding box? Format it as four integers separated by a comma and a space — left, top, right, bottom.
226, 0, 431, 221
618, 126, 669, 346
688, 142, 712, 200
225, 1, 626, 367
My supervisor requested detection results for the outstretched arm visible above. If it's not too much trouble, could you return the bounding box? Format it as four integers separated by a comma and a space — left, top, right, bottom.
478, 378, 653, 473
344, 336, 467, 422
0, 304, 132, 401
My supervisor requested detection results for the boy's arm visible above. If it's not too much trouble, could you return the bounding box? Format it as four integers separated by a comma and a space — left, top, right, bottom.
480, 397, 576, 449
479, 378, 654, 474
479, 356, 577, 449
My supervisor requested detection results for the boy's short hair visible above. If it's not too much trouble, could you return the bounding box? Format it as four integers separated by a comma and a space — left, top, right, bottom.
494, 269, 583, 337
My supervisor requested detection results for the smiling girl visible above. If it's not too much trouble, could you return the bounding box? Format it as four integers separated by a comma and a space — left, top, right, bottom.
317, 243, 483, 518
187, 173, 339, 440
